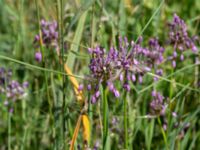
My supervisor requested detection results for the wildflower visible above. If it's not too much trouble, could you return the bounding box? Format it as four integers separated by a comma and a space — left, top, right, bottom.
146, 38, 165, 67
0, 67, 28, 112
87, 37, 152, 103
34, 19, 59, 50
78, 84, 84, 91
93, 141, 100, 150
168, 14, 198, 67
87, 84, 92, 91
35, 51, 42, 62
150, 91, 166, 116
143, 38, 165, 81
163, 123, 167, 131
172, 112, 177, 118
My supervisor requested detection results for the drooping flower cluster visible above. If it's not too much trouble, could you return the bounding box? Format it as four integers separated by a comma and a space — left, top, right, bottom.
34, 19, 59, 62
168, 14, 198, 67
149, 91, 166, 116
0, 68, 28, 112
86, 37, 162, 103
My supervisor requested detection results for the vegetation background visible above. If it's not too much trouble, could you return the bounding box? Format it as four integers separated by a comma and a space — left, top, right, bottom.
0, 0, 200, 149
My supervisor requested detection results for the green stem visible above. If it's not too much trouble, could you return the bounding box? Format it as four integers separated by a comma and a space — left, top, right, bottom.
157, 117, 168, 150
103, 87, 108, 149
57, 0, 66, 147
124, 93, 128, 149
21, 126, 27, 150
8, 112, 11, 150
34, 1, 53, 148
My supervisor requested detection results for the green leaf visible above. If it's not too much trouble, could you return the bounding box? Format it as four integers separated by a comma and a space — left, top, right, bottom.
66, 11, 88, 70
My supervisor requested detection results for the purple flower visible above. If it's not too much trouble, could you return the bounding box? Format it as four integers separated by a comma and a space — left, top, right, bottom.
172, 60, 176, 68
172, 112, 177, 118
154, 69, 163, 81
131, 74, 136, 82
78, 84, 84, 91
123, 83, 130, 91
150, 91, 166, 116
35, 51, 42, 62
93, 141, 100, 150
23, 81, 29, 88
163, 123, 167, 131
34, 20, 59, 51
113, 89, 120, 97
168, 14, 198, 67
138, 75, 143, 83
87, 36, 157, 103
9, 108, 14, 113
85, 35, 167, 103
4, 100, 9, 106
147, 38, 165, 66
91, 95, 97, 104
87, 84, 92, 91
0, 68, 29, 112
180, 54, 184, 61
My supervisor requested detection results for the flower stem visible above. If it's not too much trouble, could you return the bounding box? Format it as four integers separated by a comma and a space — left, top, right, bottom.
8, 112, 11, 150
157, 117, 169, 150
124, 93, 128, 149
102, 87, 108, 149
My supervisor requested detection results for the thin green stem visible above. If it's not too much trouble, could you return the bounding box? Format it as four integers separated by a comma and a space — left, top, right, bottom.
21, 126, 27, 150
98, 100, 103, 143
59, 0, 66, 147
34, 1, 53, 148
157, 117, 168, 150
138, 63, 200, 94
0, 55, 84, 79
135, 0, 165, 42
102, 87, 108, 149
147, 72, 199, 93
124, 93, 128, 149
8, 112, 11, 150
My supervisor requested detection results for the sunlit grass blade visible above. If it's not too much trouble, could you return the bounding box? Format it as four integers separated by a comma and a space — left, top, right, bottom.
82, 114, 90, 148
69, 115, 82, 150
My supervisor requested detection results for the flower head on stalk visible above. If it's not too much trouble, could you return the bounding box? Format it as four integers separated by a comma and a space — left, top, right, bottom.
150, 91, 166, 116
34, 20, 59, 62
0, 68, 28, 113
34, 19, 58, 49
145, 38, 165, 80
168, 14, 198, 67
86, 37, 153, 103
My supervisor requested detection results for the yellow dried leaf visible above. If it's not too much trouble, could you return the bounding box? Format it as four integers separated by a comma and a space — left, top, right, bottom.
82, 114, 90, 144
64, 63, 84, 103
69, 115, 82, 150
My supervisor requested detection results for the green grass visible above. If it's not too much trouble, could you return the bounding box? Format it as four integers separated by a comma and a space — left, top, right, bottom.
0, 0, 200, 149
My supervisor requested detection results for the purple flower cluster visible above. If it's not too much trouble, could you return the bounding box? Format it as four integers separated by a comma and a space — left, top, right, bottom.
86, 37, 164, 103
147, 38, 165, 67
168, 14, 198, 67
34, 20, 59, 62
34, 19, 58, 49
146, 38, 165, 80
150, 91, 166, 116
0, 68, 28, 112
